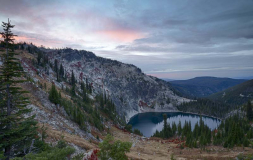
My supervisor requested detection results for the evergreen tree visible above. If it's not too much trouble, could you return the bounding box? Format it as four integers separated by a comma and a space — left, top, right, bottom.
104, 91, 107, 104
71, 85, 76, 97
0, 19, 37, 160
49, 83, 60, 104
246, 101, 253, 121
54, 59, 58, 73
59, 64, 64, 78
85, 78, 88, 90
100, 94, 104, 109
56, 71, 59, 82
172, 122, 177, 135
178, 120, 182, 136
71, 70, 75, 86
163, 114, 167, 138
80, 81, 88, 102
37, 52, 42, 65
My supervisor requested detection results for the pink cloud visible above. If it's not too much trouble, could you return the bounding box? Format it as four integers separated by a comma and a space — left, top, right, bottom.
13, 33, 71, 48
97, 29, 143, 42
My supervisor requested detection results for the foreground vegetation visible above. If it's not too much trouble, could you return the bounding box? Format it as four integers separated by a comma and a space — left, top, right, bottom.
0, 20, 131, 160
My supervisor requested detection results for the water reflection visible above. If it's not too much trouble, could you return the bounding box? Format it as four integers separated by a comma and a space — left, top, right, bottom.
128, 112, 221, 137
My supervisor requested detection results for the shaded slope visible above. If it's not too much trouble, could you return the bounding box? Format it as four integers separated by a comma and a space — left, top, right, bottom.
170, 77, 246, 98
208, 79, 253, 105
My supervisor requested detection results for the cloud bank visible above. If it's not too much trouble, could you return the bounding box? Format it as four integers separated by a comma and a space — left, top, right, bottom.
0, 0, 252, 79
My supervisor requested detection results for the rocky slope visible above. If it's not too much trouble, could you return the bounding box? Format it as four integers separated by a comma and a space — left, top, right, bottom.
44, 48, 190, 122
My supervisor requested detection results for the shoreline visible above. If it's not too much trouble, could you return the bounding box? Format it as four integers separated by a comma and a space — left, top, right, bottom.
127, 109, 222, 124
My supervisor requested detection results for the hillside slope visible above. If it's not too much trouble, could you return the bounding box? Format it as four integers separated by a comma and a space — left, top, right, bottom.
208, 79, 253, 105
170, 77, 246, 98
44, 48, 190, 122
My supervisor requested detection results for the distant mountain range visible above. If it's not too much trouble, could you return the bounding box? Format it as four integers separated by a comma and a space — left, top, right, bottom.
208, 79, 253, 106
233, 76, 253, 80
168, 76, 247, 98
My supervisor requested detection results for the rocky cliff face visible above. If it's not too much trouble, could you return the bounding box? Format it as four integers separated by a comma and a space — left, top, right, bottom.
46, 48, 190, 122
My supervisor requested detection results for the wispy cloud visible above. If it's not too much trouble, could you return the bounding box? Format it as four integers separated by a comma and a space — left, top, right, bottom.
0, 0, 252, 79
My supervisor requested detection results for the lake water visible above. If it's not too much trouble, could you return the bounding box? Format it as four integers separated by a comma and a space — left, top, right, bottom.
128, 112, 221, 137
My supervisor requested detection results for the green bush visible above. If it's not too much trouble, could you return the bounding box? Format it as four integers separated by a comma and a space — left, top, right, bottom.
98, 134, 132, 160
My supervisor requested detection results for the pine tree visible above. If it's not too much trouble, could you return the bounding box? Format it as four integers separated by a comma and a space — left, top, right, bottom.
178, 120, 182, 136
246, 101, 253, 121
71, 70, 75, 86
37, 52, 42, 65
59, 64, 64, 78
85, 78, 88, 89
54, 59, 58, 73
104, 91, 107, 104
163, 114, 167, 138
49, 83, 59, 104
0, 19, 37, 160
71, 85, 76, 97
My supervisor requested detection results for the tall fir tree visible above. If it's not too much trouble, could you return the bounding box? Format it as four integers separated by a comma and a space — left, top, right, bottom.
163, 114, 167, 138
246, 101, 253, 121
49, 83, 60, 104
71, 70, 75, 86
54, 59, 58, 73
59, 63, 64, 78
0, 19, 37, 160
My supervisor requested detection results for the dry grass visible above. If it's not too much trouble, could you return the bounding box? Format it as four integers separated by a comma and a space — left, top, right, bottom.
111, 126, 253, 160
38, 123, 98, 150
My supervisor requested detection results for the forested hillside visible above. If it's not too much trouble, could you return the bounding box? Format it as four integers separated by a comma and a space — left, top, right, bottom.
170, 77, 246, 98
177, 98, 231, 118
209, 79, 253, 106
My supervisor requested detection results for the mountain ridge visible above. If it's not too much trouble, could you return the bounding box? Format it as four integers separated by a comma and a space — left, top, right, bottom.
169, 76, 247, 98
39, 47, 191, 122
208, 79, 253, 106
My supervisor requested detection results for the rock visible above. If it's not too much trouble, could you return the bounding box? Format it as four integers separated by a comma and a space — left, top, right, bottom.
42, 48, 191, 122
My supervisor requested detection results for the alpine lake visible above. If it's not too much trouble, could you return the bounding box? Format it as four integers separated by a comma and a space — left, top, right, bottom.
128, 112, 221, 137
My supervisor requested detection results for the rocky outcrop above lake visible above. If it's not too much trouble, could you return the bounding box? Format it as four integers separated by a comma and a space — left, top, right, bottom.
47, 48, 191, 122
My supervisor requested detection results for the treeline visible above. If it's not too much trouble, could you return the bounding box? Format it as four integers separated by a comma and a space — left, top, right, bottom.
177, 98, 231, 118
214, 112, 253, 148
152, 114, 212, 148
153, 102, 253, 149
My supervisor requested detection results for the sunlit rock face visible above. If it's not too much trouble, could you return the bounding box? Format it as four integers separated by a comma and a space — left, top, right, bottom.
48, 48, 191, 122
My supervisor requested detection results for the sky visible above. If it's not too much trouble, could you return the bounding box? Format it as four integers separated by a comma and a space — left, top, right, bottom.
0, 0, 253, 80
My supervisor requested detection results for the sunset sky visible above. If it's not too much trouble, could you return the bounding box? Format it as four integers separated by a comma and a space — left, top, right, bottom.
1, 0, 253, 79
